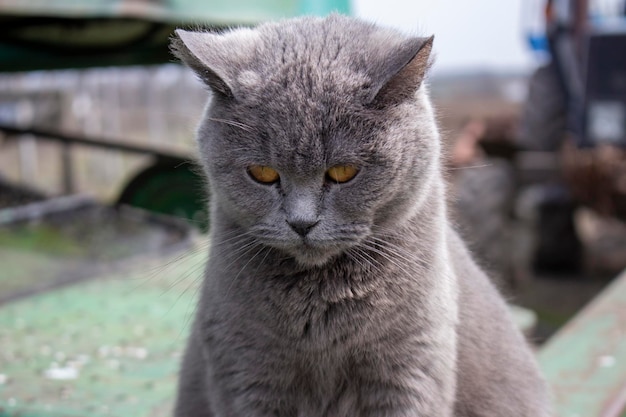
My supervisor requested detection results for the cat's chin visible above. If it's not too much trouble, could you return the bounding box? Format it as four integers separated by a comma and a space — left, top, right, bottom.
289, 245, 342, 268
293, 253, 335, 268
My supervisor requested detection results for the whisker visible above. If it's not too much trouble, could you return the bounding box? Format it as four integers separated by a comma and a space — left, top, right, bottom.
367, 237, 420, 267
358, 237, 425, 277
206, 117, 254, 133
254, 247, 273, 275
448, 163, 492, 171
164, 261, 205, 316
124, 242, 209, 296
155, 249, 212, 294
212, 230, 256, 248
359, 244, 414, 278
157, 231, 254, 297
221, 239, 261, 272
225, 245, 266, 297
350, 247, 382, 275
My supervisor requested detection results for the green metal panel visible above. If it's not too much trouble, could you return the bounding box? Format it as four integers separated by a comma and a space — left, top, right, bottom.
297, 0, 350, 16
0, 198, 193, 304
0, 0, 349, 23
0, 0, 351, 71
117, 161, 209, 232
0, 244, 207, 416
539, 270, 626, 417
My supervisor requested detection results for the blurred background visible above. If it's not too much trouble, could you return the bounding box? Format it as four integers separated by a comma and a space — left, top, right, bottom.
1, 0, 625, 416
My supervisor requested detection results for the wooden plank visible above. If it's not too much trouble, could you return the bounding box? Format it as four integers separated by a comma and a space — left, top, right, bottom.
539, 270, 626, 417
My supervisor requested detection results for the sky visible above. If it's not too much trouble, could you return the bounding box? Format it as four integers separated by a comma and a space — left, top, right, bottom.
352, 0, 540, 75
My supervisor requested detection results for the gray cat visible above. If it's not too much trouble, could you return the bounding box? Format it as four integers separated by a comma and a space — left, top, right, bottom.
170, 14, 551, 417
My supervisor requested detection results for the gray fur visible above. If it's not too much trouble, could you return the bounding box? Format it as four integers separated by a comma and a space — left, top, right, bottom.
171, 15, 551, 417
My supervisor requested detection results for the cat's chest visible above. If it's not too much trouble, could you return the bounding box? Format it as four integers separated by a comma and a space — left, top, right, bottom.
207, 285, 375, 351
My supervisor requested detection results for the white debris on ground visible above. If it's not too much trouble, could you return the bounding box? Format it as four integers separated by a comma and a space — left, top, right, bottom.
39, 345, 149, 380
598, 355, 616, 368
43, 365, 79, 380
42, 354, 91, 380
0, 373, 7, 384
126, 347, 148, 359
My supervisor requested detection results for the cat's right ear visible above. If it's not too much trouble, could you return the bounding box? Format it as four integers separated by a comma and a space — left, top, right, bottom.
369, 36, 434, 107
171, 30, 235, 99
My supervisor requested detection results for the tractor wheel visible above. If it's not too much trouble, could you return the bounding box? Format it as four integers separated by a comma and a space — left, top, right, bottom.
117, 159, 209, 232
518, 62, 568, 151
453, 158, 516, 288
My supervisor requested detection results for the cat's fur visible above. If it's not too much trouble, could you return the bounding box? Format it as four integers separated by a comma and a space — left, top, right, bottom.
171, 15, 551, 417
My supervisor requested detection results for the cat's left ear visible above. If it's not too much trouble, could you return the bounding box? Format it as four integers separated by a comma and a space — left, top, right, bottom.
371, 36, 434, 107
171, 28, 258, 99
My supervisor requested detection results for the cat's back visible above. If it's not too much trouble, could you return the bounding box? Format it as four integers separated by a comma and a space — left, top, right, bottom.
447, 227, 551, 417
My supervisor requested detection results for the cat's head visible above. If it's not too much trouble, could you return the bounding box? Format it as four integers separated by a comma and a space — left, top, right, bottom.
172, 15, 439, 267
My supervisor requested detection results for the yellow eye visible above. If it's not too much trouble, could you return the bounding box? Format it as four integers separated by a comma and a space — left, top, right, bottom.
248, 165, 280, 184
326, 165, 358, 183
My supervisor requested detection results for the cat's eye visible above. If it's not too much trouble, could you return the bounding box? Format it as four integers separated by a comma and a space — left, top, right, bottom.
326, 165, 358, 183
248, 165, 280, 184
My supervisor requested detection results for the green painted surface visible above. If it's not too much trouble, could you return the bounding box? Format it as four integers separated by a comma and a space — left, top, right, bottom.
0, 0, 351, 71
0, 225, 87, 257
0, 204, 190, 303
539, 271, 626, 417
0, 0, 350, 23
118, 163, 209, 232
0, 243, 207, 416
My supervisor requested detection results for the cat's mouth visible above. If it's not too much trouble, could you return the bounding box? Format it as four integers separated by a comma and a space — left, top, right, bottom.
253, 225, 369, 268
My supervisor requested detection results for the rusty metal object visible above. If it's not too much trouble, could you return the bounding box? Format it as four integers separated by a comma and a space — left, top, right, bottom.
449, 116, 518, 168
451, 116, 626, 221
562, 141, 626, 220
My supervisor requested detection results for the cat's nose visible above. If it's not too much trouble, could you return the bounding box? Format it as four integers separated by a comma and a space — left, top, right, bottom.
287, 219, 319, 237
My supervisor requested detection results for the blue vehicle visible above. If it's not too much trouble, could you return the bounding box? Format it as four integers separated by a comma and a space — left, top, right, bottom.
456, 0, 626, 275
521, 0, 626, 150
517, 0, 626, 273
